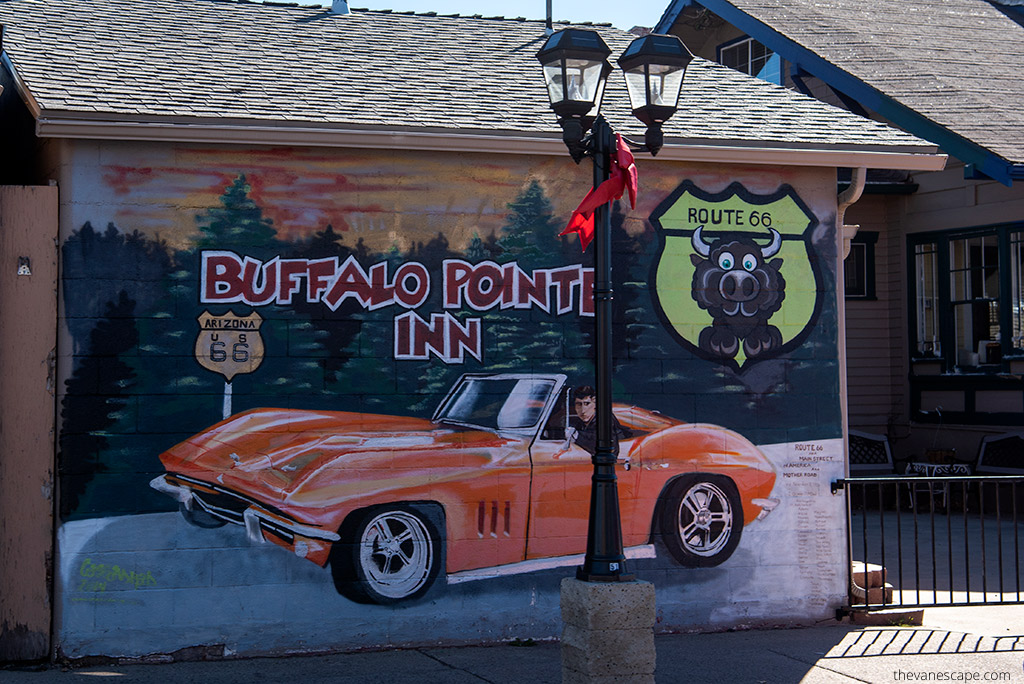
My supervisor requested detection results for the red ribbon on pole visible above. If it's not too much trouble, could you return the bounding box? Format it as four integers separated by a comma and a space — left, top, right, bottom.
560, 133, 638, 251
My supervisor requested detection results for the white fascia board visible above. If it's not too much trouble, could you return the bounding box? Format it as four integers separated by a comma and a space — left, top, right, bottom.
35, 115, 947, 172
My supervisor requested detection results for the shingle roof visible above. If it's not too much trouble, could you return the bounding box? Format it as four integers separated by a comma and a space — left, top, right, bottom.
0, 0, 935, 156
685, 0, 1024, 164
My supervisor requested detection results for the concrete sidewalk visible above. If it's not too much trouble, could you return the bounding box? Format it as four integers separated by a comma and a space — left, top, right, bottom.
2, 606, 1022, 683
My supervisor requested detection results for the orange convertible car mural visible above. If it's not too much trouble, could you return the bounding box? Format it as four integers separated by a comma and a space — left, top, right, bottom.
151, 373, 778, 604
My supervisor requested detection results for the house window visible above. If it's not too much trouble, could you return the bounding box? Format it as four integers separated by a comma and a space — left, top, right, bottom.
1013, 231, 1024, 350
949, 233, 1000, 366
910, 227, 1024, 368
913, 241, 940, 356
908, 225, 1024, 425
718, 37, 777, 81
913, 227, 1024, 368
845, 232, 877, 299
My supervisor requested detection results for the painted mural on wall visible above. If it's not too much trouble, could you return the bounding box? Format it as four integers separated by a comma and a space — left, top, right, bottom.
56, 147, 845, 656
150, 372, 778, 604
650, 180, 822, 370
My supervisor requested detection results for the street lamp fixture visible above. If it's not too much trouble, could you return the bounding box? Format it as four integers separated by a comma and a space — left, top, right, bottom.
617, 34, 693, 154
536, 29, 692, 582
536, 28, 614, 162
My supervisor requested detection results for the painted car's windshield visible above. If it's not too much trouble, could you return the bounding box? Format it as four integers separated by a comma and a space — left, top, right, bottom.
439, 377, 555, 430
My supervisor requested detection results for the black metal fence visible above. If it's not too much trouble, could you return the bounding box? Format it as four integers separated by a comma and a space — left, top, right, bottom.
832, 475, 1024, 609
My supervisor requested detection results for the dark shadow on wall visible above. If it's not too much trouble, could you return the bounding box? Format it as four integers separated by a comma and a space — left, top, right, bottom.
58, 291, 139, 519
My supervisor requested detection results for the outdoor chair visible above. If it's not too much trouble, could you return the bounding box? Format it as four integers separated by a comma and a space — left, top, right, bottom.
974, 433, 1024, 516
975, 432, 1024, 475
848, 429, 897, 510
848, 429, 896, 476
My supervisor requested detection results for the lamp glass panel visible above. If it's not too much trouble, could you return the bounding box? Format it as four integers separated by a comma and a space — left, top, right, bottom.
623, 69, 648, 110
650, 66, 686, 107
567, 58, 604, 104
544, 58, 604, 107
585, 73, 607, 118
543, 63, 565, 104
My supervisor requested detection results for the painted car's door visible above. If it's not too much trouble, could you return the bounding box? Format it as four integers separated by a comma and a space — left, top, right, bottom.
525, 388, 639, 560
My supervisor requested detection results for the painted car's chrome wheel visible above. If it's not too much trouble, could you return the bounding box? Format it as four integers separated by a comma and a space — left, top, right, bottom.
660, 475, 743, 567
359, 510, 434, 600
677, 481, 733, 556
331, 504, 443, 604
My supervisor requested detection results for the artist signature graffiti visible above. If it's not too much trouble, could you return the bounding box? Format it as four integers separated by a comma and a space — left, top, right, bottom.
77, 558, 157, 592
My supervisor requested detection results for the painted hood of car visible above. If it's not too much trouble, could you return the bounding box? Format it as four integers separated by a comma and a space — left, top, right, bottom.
159, 407, 515, 499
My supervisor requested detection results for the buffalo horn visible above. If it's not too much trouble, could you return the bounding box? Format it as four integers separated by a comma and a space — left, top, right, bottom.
761, 229, 782, 258
691, 225, 711, 257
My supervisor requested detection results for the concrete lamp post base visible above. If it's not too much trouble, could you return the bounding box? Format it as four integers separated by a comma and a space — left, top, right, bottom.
560, 577, 656, 684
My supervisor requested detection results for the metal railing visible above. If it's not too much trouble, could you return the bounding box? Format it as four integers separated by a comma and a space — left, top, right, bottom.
832, 475, 1024, 609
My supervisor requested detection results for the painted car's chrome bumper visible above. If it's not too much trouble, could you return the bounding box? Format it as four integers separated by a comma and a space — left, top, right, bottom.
752, 497, 780, 520
149, 474, 340, 543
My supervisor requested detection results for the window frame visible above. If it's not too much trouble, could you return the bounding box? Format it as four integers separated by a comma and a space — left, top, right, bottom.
716, 35, 779, 83
844, 231, 878, 300
907, 224, 1023, 370
906, 223, 1024, 425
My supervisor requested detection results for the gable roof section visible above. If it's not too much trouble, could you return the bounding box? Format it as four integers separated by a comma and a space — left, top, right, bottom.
657, 0, 1024, 183
0, 0, 941, 170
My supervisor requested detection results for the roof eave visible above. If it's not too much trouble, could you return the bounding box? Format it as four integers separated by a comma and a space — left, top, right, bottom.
674, 0, 1014, 184
2, 52, 42, 118
34, 113, 946, 172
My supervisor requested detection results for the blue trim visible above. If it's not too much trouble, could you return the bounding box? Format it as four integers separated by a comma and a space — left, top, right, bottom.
686, 0, 1015, 185
828, 86, 870, 120
757, 52, 782, 86
654, 0, 692, 34
788, 63, 814, 97
790, 64, 868, 117
964, 164, 994, 181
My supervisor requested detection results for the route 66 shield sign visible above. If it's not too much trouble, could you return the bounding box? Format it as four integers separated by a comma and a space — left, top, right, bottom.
195, 310, 265, 382
649, 180, 822, 371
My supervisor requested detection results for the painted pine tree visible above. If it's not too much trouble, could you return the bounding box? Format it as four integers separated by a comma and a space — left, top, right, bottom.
289, 224, 364, 387
486, 180, 591, 380
465, 231, 490, 263
330, 242, 406, 413
195, 174, 278, 249
574, 200, 651, 377
58, 291, 139, 519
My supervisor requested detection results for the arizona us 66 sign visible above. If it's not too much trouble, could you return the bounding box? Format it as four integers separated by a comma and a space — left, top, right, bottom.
195, 310, 264, 382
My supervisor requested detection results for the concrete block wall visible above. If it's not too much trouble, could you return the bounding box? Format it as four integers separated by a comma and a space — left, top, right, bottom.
51, 139, 847, 658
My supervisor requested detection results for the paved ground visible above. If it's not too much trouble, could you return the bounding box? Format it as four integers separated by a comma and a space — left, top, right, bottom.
3, 605, 1022, 683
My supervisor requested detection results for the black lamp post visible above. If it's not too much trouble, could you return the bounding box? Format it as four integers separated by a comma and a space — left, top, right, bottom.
537, 29, 692, 582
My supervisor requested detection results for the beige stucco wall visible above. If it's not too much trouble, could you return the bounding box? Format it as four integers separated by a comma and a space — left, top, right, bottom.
846, 163, 1024, 462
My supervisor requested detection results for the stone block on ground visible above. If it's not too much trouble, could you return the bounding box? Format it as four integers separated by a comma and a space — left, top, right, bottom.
851, 581, 895, 605
560, 577, 656, 631
562, 623, 655, 676
851, 561, 886, 589
560, 578, 656, 684
850, 608, 924, 626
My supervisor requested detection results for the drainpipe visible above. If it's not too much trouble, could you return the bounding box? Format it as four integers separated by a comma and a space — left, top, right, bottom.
838, 167, 867, 259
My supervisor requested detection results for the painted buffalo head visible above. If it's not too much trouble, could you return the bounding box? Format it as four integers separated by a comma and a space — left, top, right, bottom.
690, 226, 786, 320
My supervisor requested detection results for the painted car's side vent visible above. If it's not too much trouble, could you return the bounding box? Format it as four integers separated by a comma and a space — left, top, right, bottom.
477, 500, 512, 538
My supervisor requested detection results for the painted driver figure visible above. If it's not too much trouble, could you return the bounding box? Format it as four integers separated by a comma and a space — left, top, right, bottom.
567, 385, 632, 457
